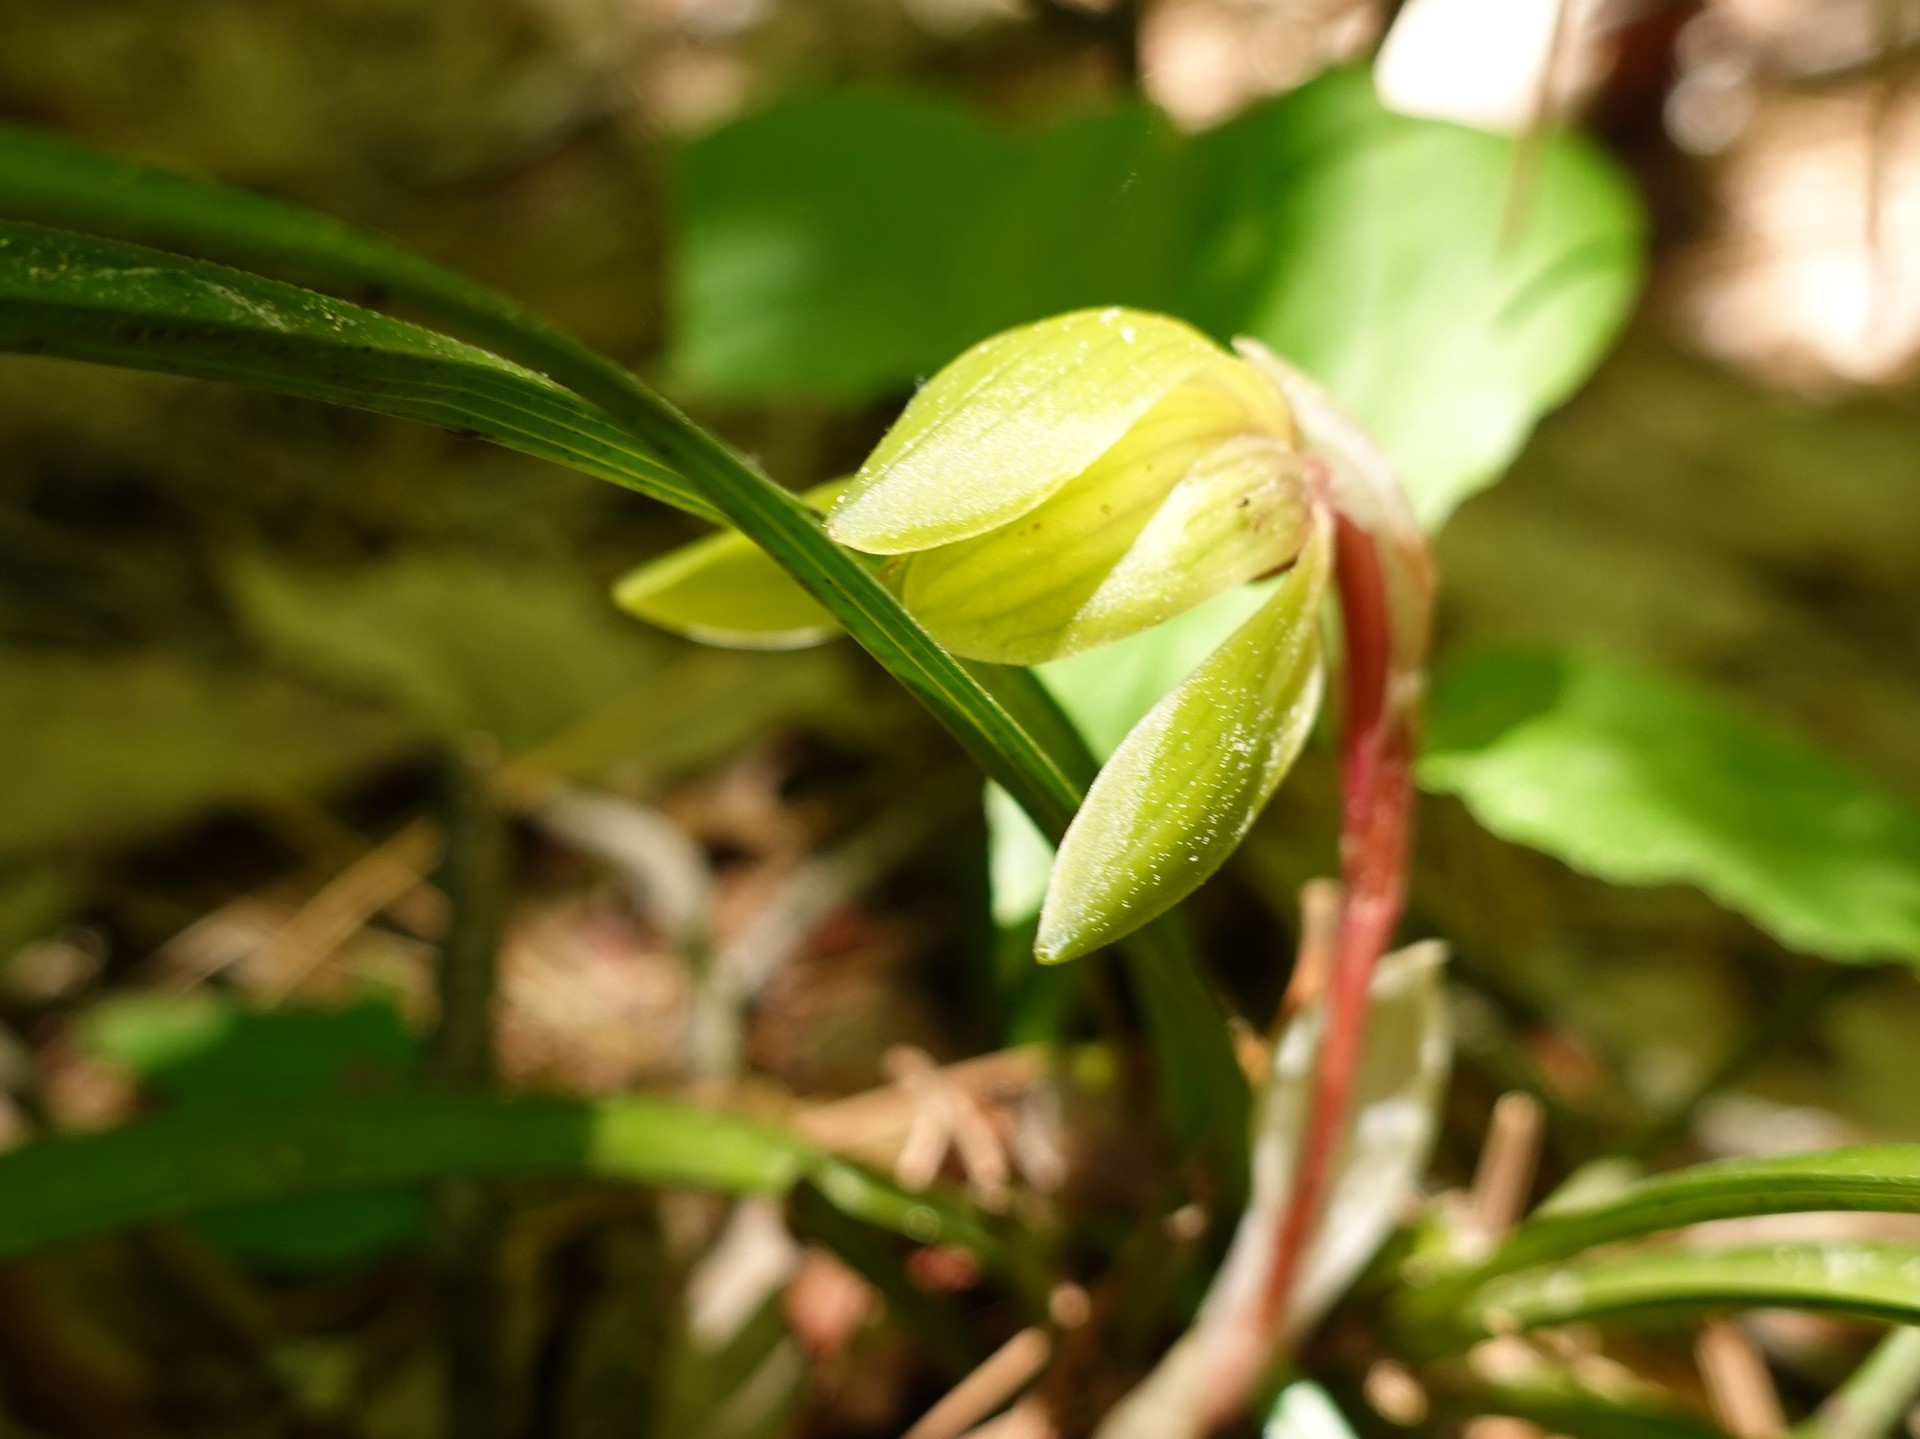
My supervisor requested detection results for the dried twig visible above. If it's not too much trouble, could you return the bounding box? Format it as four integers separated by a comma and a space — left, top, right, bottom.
1467, 1092, 1546, 1253
1279, 878, 1343, 1024
1699, 1321, 1788, 1439
257, 820, 442, 1002
903, 1328, 1053, 1439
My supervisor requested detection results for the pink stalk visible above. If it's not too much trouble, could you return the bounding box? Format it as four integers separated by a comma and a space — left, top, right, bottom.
1221, 342, 1438, 1402
1254, 509, 1424, 1332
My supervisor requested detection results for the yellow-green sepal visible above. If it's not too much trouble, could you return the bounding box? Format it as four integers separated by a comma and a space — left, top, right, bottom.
612, 481, 849, 649
896, 372, 1309, 665
826, 308, 1224, 554
1035, 523, 1332, 963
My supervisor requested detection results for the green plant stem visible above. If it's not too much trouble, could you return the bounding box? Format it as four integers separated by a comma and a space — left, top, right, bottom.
430, 748, 505, 1089
429, 749, 509, 1439
1796, 1328, 1920, 1439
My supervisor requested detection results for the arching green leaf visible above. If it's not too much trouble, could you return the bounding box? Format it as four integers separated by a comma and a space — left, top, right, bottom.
0, 1091, 988, 1265
0, 221, 713, 520
0, 137, 1250, 1172
1398, 1145, 1920, 1352
1463, 1242, 1920, 1344
1421, 652, 1920, 964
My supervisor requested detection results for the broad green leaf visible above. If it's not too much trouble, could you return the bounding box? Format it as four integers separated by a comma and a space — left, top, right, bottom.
672, 95, 1188, 401
235, 557, 679, 752
827, 308, 1224, 553
1460, 1242, 1920, 1344
234, 555, 857, 785
0, 649, 402, 859
898, 371, 1306, 664
1038, 530, 1329, 963
1397, 1145, 1920, 1347
0, 221, 715, 521
0, 1091, 987, 1266
84, 995, 426, 1271
1181, 72, 1642, 524
1095, 942, 1450, 1439
612, 480, 850, 649
1419, 652, 1920, 965
673, 72, 1643, 526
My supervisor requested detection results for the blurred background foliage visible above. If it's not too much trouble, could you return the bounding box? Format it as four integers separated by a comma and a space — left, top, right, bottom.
2, 0, 1920, 1435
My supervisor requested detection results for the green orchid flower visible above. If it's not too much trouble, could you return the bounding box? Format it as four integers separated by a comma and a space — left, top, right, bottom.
616, 307, 1376, 964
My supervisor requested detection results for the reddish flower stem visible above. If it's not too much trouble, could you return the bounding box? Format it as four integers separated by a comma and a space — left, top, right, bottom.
1254, 508, 1427, 1336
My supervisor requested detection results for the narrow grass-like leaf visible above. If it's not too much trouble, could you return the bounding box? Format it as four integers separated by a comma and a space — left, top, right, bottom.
0, 1092, 987, 1264
1398, 1145, 1920, 1350
1479, 1146, 1920, 1272
1462, 1242, 1920, 1342
0, 222, 713, 519
828, 308, 1228, 553
1470, 1378, 1735, 1439
1038, 528, 1329, 963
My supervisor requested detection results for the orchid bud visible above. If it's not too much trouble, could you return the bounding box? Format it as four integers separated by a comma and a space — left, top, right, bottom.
614, 306, 1342, 963
827, 308, 1312, 665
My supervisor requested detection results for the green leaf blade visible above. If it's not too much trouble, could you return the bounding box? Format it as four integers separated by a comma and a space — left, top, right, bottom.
1184, 72, 1644, 524
1397, 1145, 1920, 1354
673, 72, 1644, 529
0, 220, 716, 521
0, 1091, 988, 1265
1420, 652, 1920, 964
1470, 1241, 1920, 1339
